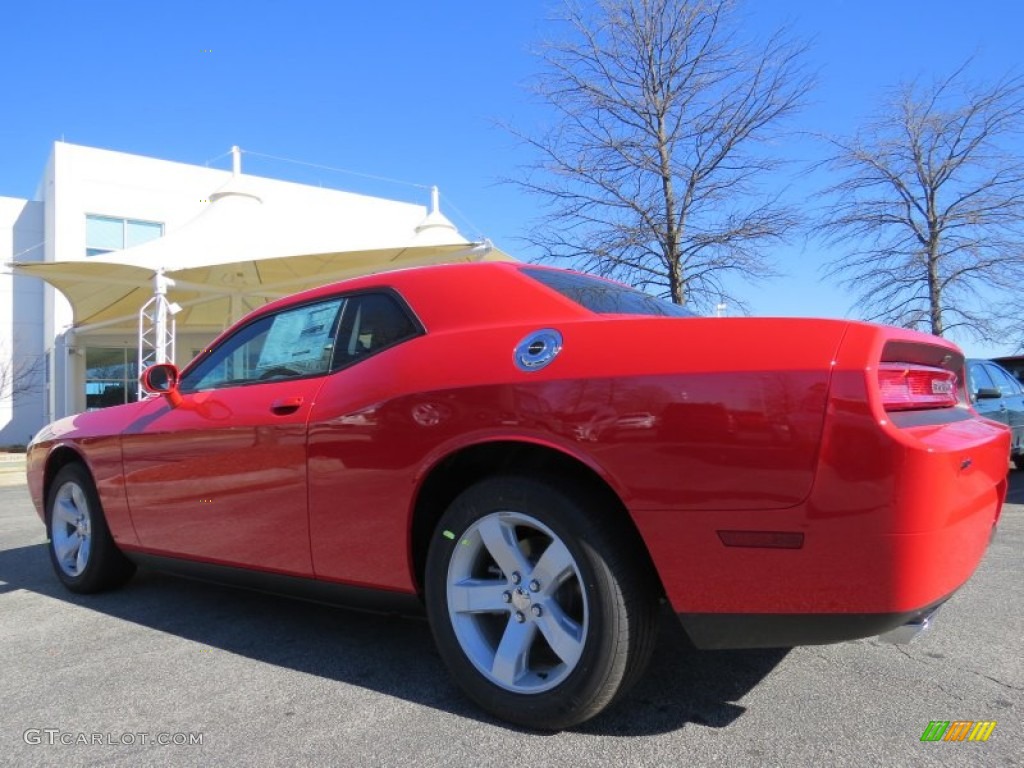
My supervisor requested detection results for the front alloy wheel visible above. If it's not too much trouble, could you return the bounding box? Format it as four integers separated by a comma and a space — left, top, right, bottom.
51, 479, 93, 578
425, 476, 657, 730
46, 463, 135, 593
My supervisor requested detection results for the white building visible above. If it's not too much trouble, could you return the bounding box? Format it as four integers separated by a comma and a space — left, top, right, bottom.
0, 142, 509, 446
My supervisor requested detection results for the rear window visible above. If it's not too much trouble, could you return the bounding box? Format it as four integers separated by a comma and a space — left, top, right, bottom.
522, 268, 694, 317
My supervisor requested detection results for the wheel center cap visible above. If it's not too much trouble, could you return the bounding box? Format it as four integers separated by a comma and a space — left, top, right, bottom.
511, 587, 532, 612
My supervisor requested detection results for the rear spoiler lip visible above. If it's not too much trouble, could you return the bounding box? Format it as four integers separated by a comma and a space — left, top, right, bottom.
879, 339, 965, 374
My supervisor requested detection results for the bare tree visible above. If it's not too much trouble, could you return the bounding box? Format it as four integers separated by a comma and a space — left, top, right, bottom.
0, 343, 43, 403
508, 0, 812, 312
818, 62, 1024, 339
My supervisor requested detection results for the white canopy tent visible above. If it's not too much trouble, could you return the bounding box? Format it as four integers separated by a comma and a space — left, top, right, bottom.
9, 161, 515, 385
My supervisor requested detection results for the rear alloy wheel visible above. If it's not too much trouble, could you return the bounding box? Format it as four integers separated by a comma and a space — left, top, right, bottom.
425, 476, 657, 730
46, 463, 135, 593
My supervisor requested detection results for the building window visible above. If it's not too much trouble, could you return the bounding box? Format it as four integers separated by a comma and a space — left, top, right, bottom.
85, 214, 163, 257
85, 347, 139, 409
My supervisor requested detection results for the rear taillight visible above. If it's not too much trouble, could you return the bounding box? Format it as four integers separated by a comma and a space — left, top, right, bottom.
878, 363, 958, 411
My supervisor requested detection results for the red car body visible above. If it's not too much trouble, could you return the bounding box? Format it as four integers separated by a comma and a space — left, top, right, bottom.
27, 261, 1009, 724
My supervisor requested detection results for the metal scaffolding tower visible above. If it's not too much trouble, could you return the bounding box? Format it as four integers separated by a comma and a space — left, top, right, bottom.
137, 269, 180, 398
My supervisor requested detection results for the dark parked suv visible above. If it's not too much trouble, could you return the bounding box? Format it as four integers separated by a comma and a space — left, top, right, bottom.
968, 359, 1024, 469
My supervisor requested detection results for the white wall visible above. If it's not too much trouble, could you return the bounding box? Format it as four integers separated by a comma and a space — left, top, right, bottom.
0, 196, 45, 445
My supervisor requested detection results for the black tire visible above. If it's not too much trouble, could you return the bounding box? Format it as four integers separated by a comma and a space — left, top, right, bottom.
424, 475, 658, 730
45, 463, 136, 593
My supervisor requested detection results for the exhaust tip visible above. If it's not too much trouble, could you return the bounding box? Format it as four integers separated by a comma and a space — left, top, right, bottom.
878, 606, 941, 645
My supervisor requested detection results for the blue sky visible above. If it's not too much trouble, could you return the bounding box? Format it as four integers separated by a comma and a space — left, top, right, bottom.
2, 1, 1021, 356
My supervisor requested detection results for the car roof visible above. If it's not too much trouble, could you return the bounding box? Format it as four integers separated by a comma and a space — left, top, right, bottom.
250, 261, 592, 331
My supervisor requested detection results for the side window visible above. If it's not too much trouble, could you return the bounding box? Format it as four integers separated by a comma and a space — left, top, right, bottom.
181, 298, 344, 391
968, 362, 995, 398
333, 293, 419, 369
989, 365, 1023, 397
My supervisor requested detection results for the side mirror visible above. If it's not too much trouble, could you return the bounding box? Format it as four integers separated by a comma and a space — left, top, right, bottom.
141, 363, 182, 407
975, 387, 1002, 400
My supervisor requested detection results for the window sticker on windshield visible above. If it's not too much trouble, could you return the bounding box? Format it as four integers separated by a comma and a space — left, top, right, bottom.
257, 300, 342, 374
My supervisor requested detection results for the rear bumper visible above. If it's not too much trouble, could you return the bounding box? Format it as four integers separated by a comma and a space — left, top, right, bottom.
678, 596, 948, 650
633, 406, 1008, 640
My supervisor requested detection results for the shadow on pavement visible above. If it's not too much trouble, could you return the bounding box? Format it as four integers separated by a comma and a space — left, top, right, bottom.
0, 540, 787, 736
1006, 463, 1024, 505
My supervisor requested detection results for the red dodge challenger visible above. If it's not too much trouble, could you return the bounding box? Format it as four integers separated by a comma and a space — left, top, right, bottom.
26, 261, 1010, 729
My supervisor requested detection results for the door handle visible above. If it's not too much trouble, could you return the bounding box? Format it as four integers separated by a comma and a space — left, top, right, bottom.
270, 396, 303, 415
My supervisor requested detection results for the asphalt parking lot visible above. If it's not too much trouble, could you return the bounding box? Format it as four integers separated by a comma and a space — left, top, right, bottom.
1, 466, 1021, 768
